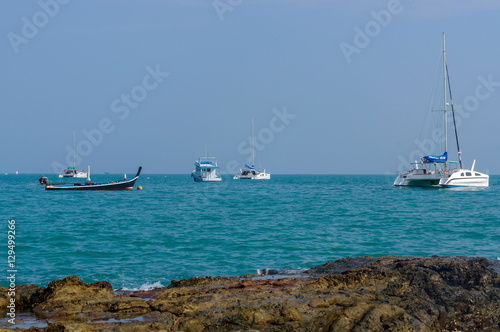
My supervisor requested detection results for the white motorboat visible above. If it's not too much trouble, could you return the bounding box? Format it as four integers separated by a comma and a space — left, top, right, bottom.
191, 156, 222, 182
395, 33, 488, 188
233, 118, 270, 180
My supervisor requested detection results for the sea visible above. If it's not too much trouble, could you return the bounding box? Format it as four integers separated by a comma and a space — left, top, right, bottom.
1, 174, 499, 291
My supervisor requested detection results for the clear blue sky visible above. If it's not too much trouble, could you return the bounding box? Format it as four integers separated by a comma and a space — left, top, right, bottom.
1, 0, 499, 175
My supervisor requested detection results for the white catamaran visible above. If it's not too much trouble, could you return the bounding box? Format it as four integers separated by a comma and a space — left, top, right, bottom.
233, 117, 270, 180
394, 33, 489, 188
59, 129, 89, 178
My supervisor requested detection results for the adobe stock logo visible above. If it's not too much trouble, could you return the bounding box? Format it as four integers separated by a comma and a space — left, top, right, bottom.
212, 0, 242, 22
395, 74, 499, 175
7, 0, 70, 54
51, 65, 169, 174
235, 107, 296, 167
339, 0, 406, 64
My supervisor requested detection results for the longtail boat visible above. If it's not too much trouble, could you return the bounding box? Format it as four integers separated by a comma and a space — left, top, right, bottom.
45, 167, 142, 191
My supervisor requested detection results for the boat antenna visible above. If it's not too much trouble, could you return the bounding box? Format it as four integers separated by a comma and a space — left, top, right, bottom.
445, 62, 463, 168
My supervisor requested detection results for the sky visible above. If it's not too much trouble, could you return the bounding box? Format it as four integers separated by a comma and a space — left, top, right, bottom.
1, 0, 500, 175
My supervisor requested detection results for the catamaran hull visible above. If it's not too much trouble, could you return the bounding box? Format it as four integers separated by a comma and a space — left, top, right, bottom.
233, 171, 271, 180
395, 171, 489, 188
59, 173, 88, 178
440, 179, 489, 187
394, 179, 441, 187
233, 175, 270, 180
439, 175, 489, 187
394, 174, 442, 187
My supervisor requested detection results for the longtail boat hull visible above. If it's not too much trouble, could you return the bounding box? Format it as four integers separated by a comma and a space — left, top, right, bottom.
45, 167, 142, 191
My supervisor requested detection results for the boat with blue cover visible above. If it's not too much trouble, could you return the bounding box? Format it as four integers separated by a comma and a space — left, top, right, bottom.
191, 157, 222, 182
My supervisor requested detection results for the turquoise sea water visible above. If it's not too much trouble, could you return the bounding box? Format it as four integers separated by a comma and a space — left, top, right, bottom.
1, 174, 499, 290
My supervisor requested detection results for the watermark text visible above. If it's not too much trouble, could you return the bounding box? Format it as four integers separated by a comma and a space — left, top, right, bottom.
6, 219, 17, 325
7, 0, 70, 54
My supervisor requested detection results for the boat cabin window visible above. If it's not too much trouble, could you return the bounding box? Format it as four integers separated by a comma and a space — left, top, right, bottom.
475, 173, 481, 176
460, 173, 464, 176
466, 172, 472, 176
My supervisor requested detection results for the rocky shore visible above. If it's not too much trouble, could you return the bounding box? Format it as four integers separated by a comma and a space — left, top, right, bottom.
1, 255, 499, 331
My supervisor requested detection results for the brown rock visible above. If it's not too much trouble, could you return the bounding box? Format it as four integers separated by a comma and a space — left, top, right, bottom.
0, 287, 9, 310
25, 275, 151, 320
4, 256, 500, 331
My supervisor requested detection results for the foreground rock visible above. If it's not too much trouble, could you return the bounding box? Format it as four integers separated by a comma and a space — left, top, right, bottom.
1, 256, 499, 331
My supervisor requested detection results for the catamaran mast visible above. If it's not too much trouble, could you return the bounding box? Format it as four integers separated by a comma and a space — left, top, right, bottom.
444, 51, 463, 169
446, 65, 463, 169
251, 117, 255, 167
73, 129, 76, 169
443, 33, 448, 172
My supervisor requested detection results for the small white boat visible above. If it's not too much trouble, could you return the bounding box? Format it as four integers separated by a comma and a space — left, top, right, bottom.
234, 118, 270, 180
59, 167, 88, 178
191, 157, 222, 182
395, 33, 488, 188
233, 165, 271, 180
59, 129, 88, 178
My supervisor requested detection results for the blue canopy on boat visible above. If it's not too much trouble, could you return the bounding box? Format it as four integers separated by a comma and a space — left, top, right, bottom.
422, 152, 447, 163
245, 164, 255, 169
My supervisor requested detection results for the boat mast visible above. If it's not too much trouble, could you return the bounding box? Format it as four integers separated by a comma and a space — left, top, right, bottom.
443, 33, 448, 172
251, 117, 255, 167
73, 129, 76, 169
444, 48, 463, 169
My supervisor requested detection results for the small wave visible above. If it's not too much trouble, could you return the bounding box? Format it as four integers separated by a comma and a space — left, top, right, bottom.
93, 316, 145, 324
119, 281, 164, 292
257, 268, 308, 276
